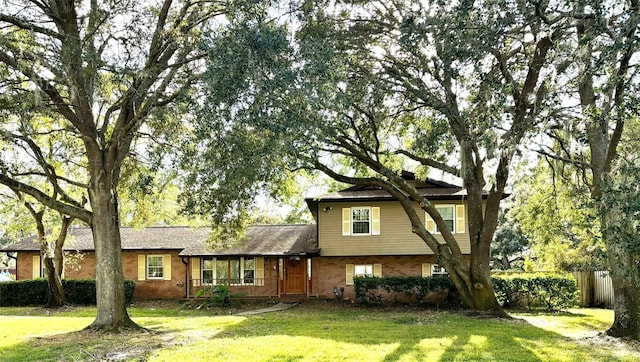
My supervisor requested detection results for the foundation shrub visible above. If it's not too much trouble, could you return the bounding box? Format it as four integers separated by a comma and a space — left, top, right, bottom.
492, 274, 578, 311
0, 279, 136, 306
354, 276, 459, 307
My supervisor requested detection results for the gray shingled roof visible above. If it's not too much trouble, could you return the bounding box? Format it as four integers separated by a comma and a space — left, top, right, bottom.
1, 225, 319, 257
179, 224, 318, 256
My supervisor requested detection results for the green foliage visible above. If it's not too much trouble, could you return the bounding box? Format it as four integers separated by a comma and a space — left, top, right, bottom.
492, 208, 529, 270
511, 163, 606, 271
193, 285, 231, 308
0, 279, 135, 307
354, 276, 460, 307
600, 160, 640, 286
492, 274, 578, 311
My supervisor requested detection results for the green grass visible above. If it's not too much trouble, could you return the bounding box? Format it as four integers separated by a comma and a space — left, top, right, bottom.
0, 304, 637, 362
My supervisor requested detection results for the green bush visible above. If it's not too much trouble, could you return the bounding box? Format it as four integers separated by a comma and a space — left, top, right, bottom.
492, 274, 578, 311
0, 279, 136, 307
193, 285, 231, 308
354, 276, 459, 306
0, 279, 49, 306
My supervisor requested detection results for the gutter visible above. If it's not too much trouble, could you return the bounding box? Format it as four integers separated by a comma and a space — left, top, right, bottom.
181, 257, 189, 299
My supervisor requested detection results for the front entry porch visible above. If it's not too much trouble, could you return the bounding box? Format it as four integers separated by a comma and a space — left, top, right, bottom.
186, 256, 312, 299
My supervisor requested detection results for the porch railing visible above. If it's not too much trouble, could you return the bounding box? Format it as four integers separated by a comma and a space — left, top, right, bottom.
188, 278, 274, 298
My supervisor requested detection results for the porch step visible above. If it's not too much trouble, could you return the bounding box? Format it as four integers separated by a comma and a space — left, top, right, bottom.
279, 294, 305, 303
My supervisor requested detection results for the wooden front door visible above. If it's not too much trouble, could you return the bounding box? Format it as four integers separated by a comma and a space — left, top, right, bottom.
284, 257, 306, 294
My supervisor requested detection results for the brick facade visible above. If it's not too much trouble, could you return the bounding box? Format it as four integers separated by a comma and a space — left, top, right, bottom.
17, 252, 443, 300
16, 249, 188, 300
311, 255, 439, 300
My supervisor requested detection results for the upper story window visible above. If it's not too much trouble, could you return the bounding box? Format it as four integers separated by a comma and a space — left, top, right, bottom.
435, 205, 455, 232
425, 204, 466, 234
352, 207, 371, 234
342, 207, 380, 236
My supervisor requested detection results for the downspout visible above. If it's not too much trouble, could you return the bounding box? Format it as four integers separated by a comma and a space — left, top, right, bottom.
181, 257, 189, 299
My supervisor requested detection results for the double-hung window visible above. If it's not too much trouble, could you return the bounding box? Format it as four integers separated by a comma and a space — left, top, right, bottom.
354, 264, 374, 278
202, 257, 214, 285
243, 257, 255, 284
425, 204, 466, 234
147, 255, 164, 279
352, 207, 371, 234
214, 257, 256, 285
435, 205, 455, 233
342, 207, 381, 236
431, 264, 448, 275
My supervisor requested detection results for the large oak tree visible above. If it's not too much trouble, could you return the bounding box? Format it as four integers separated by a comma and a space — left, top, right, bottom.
188, 0, 561, 312
0, 0, 227, 331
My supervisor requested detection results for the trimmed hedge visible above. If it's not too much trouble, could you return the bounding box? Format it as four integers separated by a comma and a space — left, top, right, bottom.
354, 276, 460, 306
492, 274, 578, 311
354, 274, 578, 311
0, 279, 136, 307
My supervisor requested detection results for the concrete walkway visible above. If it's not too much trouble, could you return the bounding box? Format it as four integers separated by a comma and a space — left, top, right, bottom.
236, 302, 299, 316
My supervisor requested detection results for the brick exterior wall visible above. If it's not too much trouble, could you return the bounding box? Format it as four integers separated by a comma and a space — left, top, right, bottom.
311, 255, 439, 300
17, 251, 444, 301
16, 251, 38, 280
16, 249, 187, 300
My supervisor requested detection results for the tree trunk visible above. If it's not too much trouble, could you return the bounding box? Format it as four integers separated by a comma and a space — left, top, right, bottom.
43, 255, 65, 308
602, 225, 640, 339
26, 204, 66, 308
86, 171, 139, 332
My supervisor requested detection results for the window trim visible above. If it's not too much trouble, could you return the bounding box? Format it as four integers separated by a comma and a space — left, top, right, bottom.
435, 204, 455, 234
342, 207, 381, 236
431, 264, 448, 276
211, 257, 257, 286
354, 264, 374, 278
351, 207, 372, 235
146, 255, 165, 280
426, 204, 465, 234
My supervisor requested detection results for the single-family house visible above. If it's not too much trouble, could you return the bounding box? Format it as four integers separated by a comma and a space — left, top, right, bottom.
2, 175, 477, 301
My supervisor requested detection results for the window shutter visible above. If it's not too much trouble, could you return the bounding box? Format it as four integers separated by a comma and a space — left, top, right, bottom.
345, 264, 354, 285
456, 204, 466, 233
32, 255, 40, 279
373, 263, 382, 277
191, 258, 201, 286
422, 263, 432, 277
255, 257, 265, 279
163, 254, 172, 280
342, 208, 351, 236
371, 207, 381, 235
137, 255, 146, 281
425, 212, 435, 233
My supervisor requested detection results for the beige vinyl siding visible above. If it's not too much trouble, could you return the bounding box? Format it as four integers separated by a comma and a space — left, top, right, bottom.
318, 201, 471, 256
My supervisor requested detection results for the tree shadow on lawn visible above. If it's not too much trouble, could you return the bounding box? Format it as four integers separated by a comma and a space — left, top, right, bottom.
0, 315, 244, 362
205, 308, 607, 362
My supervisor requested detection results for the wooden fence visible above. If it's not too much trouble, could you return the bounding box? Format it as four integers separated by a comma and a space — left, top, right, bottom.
572, 271, 614, 308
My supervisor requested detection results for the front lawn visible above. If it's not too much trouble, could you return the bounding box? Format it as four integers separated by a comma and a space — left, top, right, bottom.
0, 302, 638, 361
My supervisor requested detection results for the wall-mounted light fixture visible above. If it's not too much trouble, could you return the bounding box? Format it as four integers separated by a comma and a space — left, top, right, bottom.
323, 206, 333, 212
